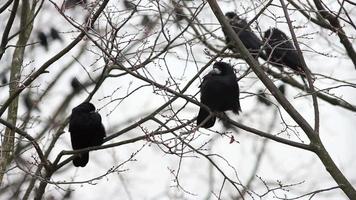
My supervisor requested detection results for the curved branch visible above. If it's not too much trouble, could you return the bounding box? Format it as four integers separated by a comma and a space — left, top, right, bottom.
0, 0, 19, 61
313, 0, 356, 69
0, 118, 50, 171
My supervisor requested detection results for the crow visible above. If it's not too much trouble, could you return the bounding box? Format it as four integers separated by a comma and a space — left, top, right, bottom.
69, 102, 106, 167
263, 28, 309, 86
263, 28, 304, 73
50, 27, 63, 42
197, 62, 241, 128
223, 12, 266, 59
38, 31, 48, 51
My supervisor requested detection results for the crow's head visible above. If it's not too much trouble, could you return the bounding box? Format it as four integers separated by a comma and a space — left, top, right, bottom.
212, 61, 235, 75
73, 102, 96, 113
225, 12, 237, 20
225, 12, 248, 29
264, 28, 288, 42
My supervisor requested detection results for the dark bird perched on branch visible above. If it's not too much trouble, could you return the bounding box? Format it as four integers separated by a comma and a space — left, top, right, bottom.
69, 102, 106, 167
263, 28, 308, 85
197, 62, 241, 128
50, 27, 63, 42
37, 31, 48, 51
263, 28, 305, 73
223, 12, 266, 59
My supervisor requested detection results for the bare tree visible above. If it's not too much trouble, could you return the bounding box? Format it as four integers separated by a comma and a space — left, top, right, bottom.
0, 0, 355, 199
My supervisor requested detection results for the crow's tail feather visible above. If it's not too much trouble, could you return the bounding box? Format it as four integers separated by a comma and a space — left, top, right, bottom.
73, 152, 89, 167
197, 107, 216, 128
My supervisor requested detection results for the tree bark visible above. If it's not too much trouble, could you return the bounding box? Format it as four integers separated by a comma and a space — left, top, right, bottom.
0, 0, 34, 185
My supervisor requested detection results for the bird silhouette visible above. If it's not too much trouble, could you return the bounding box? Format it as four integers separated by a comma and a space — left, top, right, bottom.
263, 28, 304, 73
197, 62, 241, 128
37, 31, 48, 51
69, 102, 106, 167
223, 12, 266, 59
50, 27, 63, 42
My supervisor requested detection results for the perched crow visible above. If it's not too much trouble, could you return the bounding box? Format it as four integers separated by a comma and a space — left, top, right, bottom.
197, 62, 241, 128
257, 89, 271, 106
71, 77, 81, 92
223, 12, 265, 59
50, 27, 63, 42
69, 102, 106, 167
37, 32, 48, 50
263, 28, 304, 73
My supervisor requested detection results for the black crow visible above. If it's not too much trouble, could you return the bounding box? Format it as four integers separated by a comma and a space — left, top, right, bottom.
263, 28, 304, 73
50, 27, 63, 42
71, 77, 81, 92
223, 12, 265, 59
197, 62, 241, 128
38, 32, 48, 51
257, 89, 272, 106
69, 102, 106, 167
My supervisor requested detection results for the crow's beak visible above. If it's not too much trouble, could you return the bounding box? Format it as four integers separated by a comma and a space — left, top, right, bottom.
210, 68, 222, 75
